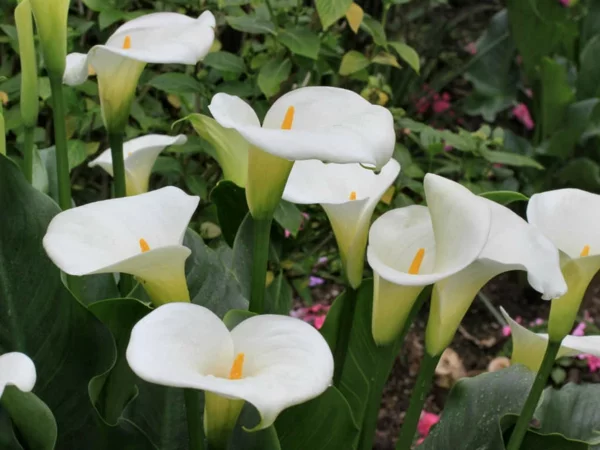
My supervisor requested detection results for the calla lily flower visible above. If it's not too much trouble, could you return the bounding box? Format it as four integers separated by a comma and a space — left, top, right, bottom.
209, 87, 395, 218
64, 11, 215, 132
283, 158, 400, 288
0, 352, 36, 399
29, 0, 69, 78
366, 174, 492, 345
527, 189, 600, 341
501, 308, 600, 371
126, 303, 333, 447
43, 187, 199, 305
425, 199, 567, 356
89, 134, 187, 196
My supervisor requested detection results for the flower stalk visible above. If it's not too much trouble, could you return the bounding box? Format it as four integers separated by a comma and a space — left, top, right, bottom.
333, 286, 357, 386
49, 75, 72, 210
204, 392, 244, 449
184, 389, 206, 450
249, 218, 273, 313
108, 133, 127, 198
505, 340, 562, 450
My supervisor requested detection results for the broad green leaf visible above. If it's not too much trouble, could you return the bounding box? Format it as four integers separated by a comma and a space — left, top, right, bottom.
276, 387, 358, 450
388, 41, 420, 73
229, 406, 281, 450
223, 309, 256, 331
535, 383, 600, 445
265, 273, 292, 316
226, 15, 276, 35
0, 156, 154, 449
557, 157, 600, 191
345, 3, 364, 34
0, 387, 56, 450
545, 99, 600, 159
185, 229, 248, 318
539, 58, 574, 141
316, 0, 352, 29
204, 51, 246, 75
231, 214, 255, 300
211, 180, 249, 247
577, 35, 600, 100
371, 52, 401, 69
187, 114, 249, 187
278, 28, 321, 60
339, 51, 370, 76
258, 58, 292, 98
67, 139, 88, 170
479, 190, 529, 205
147, 73, 203, 94
479, 148, 543, 169
32, 147, 48, 193
360, 14, 386, 46
273, 200, 303, 237
421, 366, 535, 449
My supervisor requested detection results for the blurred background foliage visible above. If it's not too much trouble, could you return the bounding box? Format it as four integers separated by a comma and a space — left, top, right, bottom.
1, 0, 599, 310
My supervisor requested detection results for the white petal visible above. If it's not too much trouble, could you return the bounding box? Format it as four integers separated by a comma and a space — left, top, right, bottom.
89, 134, 187, 195
209, 93, 261, 128
210, 87, 395, 169
127, 303, 235, 386
527, 189, 600, 260
43, 187, 199, 276
0, 353, 36, 398
501, 307, 600, 371
63, 52, 90, 86
367, 175, 491, 286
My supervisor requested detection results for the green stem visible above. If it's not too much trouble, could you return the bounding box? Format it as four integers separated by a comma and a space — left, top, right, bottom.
395, 352, 441, 450
49, 75, 72, 210
22, 126, 35, 184
108, 132, 127, 198
358, 292, 428, 450
249, 217, 273, 314
333, 286, 358, 386
265, 0, 278, 28
185, 389, 206, 450
505, 340, 562, 450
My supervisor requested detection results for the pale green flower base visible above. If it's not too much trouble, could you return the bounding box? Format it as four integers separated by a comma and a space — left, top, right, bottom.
204, 392, 245, 450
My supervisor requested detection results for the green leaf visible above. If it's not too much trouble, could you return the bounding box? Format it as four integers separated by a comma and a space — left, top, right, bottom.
265, 273, 292, 316
204, 51, 246, 75
578, 35, 600, 100
147, 73, 203, 94
0, 156, 154, 449
421, 366, 535, 449
545, 99, 600, 159
539, 58, 575, 141
0, 387, 56, 450
479, 190, 529, 205
185, 229, 249, 318
186, 114, 249, 187
230, 406, 281, 450
226, 15, 276, 35
535, 383, 600, 445
68, 139, 89, 170
273, 200, 303, 237
278, 28, 321, 60
388, 41, 420, 73
339, 51, 371, 76
316, 0, 352, 29
223, 309, 256, 331
360, 14, 387, 46
371, 52, 401, 69
211, 180, 249, 247
258, 58, 292, 98
479, 148, 544, 169
557, 157, 600, 191
276, 387, 359, 450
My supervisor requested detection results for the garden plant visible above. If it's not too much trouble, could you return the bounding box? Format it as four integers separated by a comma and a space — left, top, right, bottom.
2, 0, 600, 449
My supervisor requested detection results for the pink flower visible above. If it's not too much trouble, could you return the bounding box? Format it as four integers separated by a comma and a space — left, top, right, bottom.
433, 99, 451, 114
314, 316, 326, 330
417, 411, 440, 440
512, 103, 534, 130
317, 256, 328, 265
309, 276, 325, 287
585, 355, 600, 372
284, 229, 291, 238
573, 322, 586, 336
559, 0, 571, 6
465, 42, 477, 55
415, 97, 431, 114
502, 325, 511, 337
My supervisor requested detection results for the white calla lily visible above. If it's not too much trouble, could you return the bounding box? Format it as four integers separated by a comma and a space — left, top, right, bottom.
43, 187, 199, 305
64, 11, 215, 132
209, 87, 395, 218
29, 0, 69, 77
528, 189, 600, 340
126, 303, 333, 446
425, 199, 567, 355
283, 159, 400, 288
366, 174, 492, 344
0, 352, 36, 399
501, 308, 600, 371
89, 134, 187, 196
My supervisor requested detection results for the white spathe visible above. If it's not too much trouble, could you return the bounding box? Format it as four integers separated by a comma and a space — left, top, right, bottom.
0, 352, 36, 398
43, 187, 199, 304
63, 11, 215, 131
208, 87, 395, 170
426, 199, 567, 355
89, 134, 187, 196
367, 174, 492, 344
283, 158, 400, 288
527, 189, 600, 340
501, 307, 600, 371
126, 303, 334, 430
